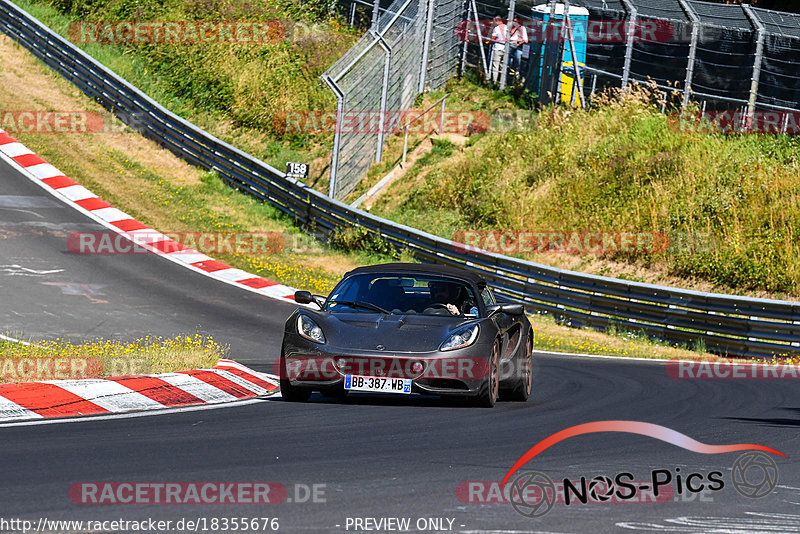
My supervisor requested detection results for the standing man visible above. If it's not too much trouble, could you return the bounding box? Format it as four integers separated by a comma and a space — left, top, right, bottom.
508, 19, 529, 79
489, 16, 508, 85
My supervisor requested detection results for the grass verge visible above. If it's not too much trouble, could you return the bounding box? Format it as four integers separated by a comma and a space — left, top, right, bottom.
0, 334, 222, 383
371, 80, 800, 299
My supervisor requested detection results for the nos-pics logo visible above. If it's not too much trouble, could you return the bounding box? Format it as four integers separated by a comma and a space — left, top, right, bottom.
501, 421, 783, 518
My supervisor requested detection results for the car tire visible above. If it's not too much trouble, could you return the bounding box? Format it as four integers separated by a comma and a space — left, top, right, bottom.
504, 333, 532, 402
475, 339, 501, 408
279, 355, 311, 402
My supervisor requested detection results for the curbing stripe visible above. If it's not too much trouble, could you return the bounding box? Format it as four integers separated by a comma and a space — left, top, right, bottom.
177, 369, 256, 399
0, 142, 33, 157
0, 396, 44, 420
47, 379, 165, 412
108, 375, 206, 406
155, 372, 240, 404
0, 361, 278, 422
0, 382, 109, 417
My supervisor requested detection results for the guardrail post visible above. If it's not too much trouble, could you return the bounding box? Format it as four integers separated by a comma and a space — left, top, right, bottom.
743, 4, 765, 128
373, 31, 392, 163
499, 0, 515, 90
619, 0, 637, 89
678, 0, 699, 109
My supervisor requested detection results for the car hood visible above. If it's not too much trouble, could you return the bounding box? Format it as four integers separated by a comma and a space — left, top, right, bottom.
312, 312, 479, 353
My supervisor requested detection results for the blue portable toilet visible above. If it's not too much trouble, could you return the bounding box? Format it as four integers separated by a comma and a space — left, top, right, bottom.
526, 3, 589, 101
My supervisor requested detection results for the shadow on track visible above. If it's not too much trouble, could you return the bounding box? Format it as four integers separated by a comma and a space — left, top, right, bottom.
722, 407, 800, 428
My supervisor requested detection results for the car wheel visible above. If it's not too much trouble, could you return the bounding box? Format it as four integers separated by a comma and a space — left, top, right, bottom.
279, 356, 311, 402
504, 333, 532, 402
476, 339, 500, 408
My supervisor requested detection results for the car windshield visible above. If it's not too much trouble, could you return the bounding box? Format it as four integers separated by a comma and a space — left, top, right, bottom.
327, 273, 479, 317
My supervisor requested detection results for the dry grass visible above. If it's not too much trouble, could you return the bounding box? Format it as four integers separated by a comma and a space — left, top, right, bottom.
0, 334, 223, 383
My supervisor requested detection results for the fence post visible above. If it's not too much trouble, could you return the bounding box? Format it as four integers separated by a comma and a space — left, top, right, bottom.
743, 4, 765, 127
418, 0, 436, 93
439, 96, 446, 133
563, 0, 585, 108
619, 0, 637, 89
499, 0, 516, 90
678, 0, 699, 109
470, 0, 489, 77
372, 0, 381, 28
538, 0, 562, 105
322, 75, 345, 199
374, 32, 392, 163
460, 0, 469, 75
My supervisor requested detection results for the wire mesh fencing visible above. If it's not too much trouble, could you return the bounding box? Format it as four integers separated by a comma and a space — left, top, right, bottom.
323, 0, 463, 200
327, 0, 800, 201
463, 0, 800, 115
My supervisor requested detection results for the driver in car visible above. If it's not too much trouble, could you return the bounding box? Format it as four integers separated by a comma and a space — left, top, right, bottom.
428, 281, 466, 316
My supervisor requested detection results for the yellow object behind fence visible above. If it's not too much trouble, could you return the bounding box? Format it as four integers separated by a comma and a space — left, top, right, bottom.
560, 61, 586, 107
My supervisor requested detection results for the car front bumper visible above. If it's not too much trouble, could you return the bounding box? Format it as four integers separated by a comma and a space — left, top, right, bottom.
281, 334, 495, 397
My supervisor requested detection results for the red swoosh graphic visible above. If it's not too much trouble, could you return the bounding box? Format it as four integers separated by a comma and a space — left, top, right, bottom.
501, 420, 785, 487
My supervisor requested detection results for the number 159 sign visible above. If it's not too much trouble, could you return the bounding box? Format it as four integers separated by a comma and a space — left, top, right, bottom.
286, 162, 309, 179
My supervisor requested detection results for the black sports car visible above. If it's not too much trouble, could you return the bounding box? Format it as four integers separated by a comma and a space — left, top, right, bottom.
279, 263, 532, 407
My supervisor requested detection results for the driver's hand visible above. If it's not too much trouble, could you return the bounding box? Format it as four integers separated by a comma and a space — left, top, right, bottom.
446, 304, 459, 315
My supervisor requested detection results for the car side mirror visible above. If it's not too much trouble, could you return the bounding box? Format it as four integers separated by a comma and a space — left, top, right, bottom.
294, 290, 313, 304
294, 291, 324, 309
487, 303, 524, 317
501, 303, 524, 315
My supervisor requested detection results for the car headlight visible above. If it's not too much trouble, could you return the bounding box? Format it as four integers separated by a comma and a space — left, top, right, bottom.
440, 324, 479, 351
297, 315, 326, 344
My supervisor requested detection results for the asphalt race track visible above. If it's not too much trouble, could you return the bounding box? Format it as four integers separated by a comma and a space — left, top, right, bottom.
1, 156, 799, 533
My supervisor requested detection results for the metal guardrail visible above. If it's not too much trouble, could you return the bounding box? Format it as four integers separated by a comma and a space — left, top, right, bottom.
1, 0, 798, 358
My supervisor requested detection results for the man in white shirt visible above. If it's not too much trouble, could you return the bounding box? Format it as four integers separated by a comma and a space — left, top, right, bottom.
489, 16, 508, 85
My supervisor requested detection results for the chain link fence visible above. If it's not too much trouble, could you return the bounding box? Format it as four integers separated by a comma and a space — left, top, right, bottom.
323, 0, 463, 200
463, 0, 800, 115
327, 0, 800, 201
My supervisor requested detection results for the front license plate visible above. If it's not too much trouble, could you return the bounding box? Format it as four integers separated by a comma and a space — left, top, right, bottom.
344, 375, 412, 394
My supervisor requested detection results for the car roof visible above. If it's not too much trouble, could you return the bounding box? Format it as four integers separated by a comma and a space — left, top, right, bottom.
345, 262, 486, 286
